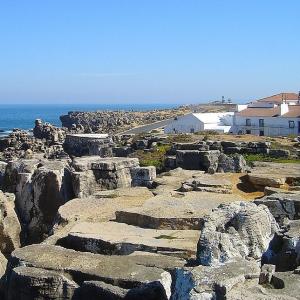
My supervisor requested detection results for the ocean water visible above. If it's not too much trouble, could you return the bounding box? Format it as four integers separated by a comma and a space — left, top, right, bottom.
0, 103, 176, 137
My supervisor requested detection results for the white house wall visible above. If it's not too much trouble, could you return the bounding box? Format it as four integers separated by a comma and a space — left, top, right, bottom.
233, 115, 300, 136
164, 114, 204, 133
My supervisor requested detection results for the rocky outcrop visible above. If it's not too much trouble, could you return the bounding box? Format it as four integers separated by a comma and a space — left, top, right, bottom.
0, 130, 45, 161
115, 192, 243, 230
70, 157, 142, 198
0, 161, 7, 188
131, 166, 156, 187
217, 153, 248, 173
63, 134, 114, 157
172, 258, 260, 300
254, 193, 300, 224
262, 219, 300, 271
7, 266, 78, 300
0, 192, 21, 256
2, 159, 74, 244
57, 221, 199, 259
197, 202, 279, 266
175, 150, 247, 173
5, 244, 185, 299
60, 109, 185, 134
33, 119, 65, 143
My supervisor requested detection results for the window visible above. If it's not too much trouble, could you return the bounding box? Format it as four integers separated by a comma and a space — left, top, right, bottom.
246, 130, 251, 134
190, 128, 195, 133
246, 119, 251, 126
289, 121, 295, 128
259, 119, 264, 127
259, 130, 264, 136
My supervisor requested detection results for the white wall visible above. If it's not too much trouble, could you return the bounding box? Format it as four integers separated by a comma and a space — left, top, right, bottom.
233, 115, 300, 136
164, 114, 204, 133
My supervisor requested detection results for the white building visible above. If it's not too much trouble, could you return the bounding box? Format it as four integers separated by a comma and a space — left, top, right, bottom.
164, 112, 234, 134
231, 92, 300, 136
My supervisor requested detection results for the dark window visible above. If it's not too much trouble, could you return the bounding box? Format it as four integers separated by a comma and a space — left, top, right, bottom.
246, 130, 251, 134
289, 121, 295, 128
259, 130, 264, 136
246, 119, 251, 126
190, 128, 195, 133
259, 119, 264, 127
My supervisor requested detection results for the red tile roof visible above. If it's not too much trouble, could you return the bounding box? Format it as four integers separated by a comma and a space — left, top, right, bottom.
236, 107, 280, 117
236, 105, 300, 118
282, 105, 300, 118
255, 93, 299, 104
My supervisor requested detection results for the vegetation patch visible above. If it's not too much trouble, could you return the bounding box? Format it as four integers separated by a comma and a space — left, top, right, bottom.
135, 144, 171, 173
244, 153, 300, 165
155, 235, 177, 240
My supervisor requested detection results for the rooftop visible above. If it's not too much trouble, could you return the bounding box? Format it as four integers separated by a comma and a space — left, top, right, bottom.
236, 105, 300, 118
254, 92, 299, 104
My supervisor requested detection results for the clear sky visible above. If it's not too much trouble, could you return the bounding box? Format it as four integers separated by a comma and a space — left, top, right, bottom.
0, 0, 299, 104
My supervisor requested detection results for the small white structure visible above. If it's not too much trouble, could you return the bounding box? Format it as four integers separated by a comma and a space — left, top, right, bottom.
164, 112, 234, 134
231, 92, 300, 136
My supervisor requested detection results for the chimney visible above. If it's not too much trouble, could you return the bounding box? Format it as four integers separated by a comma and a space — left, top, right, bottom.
279, 103, 289, 115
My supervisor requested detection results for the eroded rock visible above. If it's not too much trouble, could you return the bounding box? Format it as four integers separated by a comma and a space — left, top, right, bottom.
197, 201, 279, 266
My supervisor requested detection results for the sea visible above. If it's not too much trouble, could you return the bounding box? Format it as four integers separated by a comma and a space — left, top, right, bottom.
0, 103, 176, 137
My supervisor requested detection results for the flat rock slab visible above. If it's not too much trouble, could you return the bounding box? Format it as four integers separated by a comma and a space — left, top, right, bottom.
248, 173, 287, 188
152, 168, 206, 195
56, 187, 154, 226
10, 244, 185, 291
249, 162, 300, 187
72, 156, 139, 172
59, 221, 199, 259
115, 192, 243, 230
181, 176, 233, 193
46, 187, 154, 245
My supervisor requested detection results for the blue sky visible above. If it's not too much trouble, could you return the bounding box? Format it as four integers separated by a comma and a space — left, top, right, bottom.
0, 0, 299, 104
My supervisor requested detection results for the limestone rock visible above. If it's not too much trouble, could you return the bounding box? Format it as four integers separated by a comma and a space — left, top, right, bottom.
116, 192, 243, 230
263, 219, 300, 271
7, 266, 78, 300
180, 176, 232, 194
198, 150, 220, 173
197, 201, 279, 266
57, 221, 199, 259
63, 134, 113, 157
7, 244, 185, 296
70, 157, 140, 198
131, 166, 156, 187
217, 153, 247, 173
3, 159, 74, 244
254, 193, 300, 224
248, 173, 286, 188
0, 191, 21, 255
172, 258, 260, 300
0, 161, 7, 188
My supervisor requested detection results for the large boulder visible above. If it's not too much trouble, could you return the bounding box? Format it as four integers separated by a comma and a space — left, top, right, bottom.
198, 150, 220, 173
172, 258, 260, 300
2, 159, 74, 244
197, 202, 279, 266
70, 157, 142, 198
131, 166, 156, 187
0, 191, 21, 256
217, 153, 247, 173
7, 266, 78, 300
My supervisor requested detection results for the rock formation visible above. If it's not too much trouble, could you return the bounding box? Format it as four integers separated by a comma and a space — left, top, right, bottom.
197, 201, 279, 266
